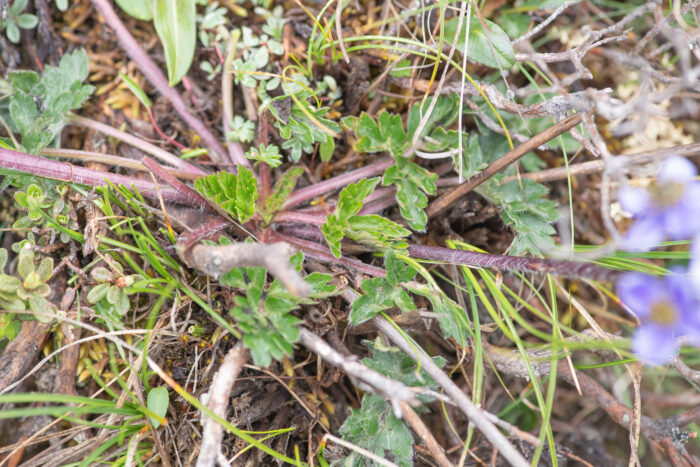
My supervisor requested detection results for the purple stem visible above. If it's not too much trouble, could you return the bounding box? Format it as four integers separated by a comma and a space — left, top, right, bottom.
270, 232, 387, 277
407, 244, 623, 282
0, 146, 190, 204
91, 0, 248, 169
141, 156, 220, 214
283, 158, 394, 209
273, 211, 327, 225
279, 224, 623, 282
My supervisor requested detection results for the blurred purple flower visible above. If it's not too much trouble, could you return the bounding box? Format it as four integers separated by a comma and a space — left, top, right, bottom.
618, 158, 700, 251
617, 271, 700, 366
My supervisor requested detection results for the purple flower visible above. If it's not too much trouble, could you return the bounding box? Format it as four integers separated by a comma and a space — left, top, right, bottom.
618, 158, 700, 251
617, 271, 700, 366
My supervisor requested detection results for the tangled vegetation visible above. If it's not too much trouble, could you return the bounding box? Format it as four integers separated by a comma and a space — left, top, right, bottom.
0, 0, 700, 466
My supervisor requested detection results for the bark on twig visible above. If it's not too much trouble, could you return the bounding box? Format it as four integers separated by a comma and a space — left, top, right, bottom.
426, 113, 583, 219
178, 241, 311, 297
400, 401, 454, 467
196, 342, 248, 467
372, 317, 530, 467
297, 328, 420, 418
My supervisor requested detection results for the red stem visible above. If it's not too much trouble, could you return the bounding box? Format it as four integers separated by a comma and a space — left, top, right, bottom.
147, 107, 186, 150
0, 146, 190, 204
283, 158, 394, 209
91, 0, 248, 168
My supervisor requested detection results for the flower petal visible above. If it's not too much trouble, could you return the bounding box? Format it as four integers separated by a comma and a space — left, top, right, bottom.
617, 186, 650, 215
622, 215, 665, 251
632, 324, 678, 366
616, 272, 662, 319
658, 157, 697, 184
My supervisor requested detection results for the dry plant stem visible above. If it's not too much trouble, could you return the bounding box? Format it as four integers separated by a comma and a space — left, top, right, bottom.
283, 158, 394, 209
67, 114, 206, 175
298, 328, 420, 417
0, 146, 190, 204
90, 0, 241, 167
54, 321, 81, 397
400, 401, 454, 467
196, 342, 248, 467
508, 142, 700, 184
179, 242, 312, 297
0, 320, 51, 391
484, 343, 698, 465
41, 148, 200, 180
372, 316, 530, 467
426, 113, 583, 219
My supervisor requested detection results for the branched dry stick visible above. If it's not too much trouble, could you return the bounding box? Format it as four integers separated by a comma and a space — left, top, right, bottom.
297, 328, 420, 418
400, 401, 454, 467
483, 342, 699, 466
426, 113, 582, 219
178, 241, 311, 297
371, 316, 530, 467
196, 342, 249, 467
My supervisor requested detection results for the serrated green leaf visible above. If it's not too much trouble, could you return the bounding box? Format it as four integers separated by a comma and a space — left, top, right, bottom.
263, 167, 303, 224
383, 159, 437, 231
385, 251, 416, 286
338, 393, 414, 467
444, 16, 515, 69
234, 167, 258, 223
147, 386, 169, 428
349, 277, 416, 324
336, 178, 380, 221
346, 215, 410, 251
153, 0, 196, 85
8, 70, 39, 93
115, 0, 153, 21
354, 111, 408, 157
408, 283, 467, 346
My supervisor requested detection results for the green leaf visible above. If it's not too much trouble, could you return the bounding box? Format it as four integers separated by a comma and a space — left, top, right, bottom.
406, 95, 458, 139
115, 0, 154, 21
444, 16, 515, 69
226, 116, 256, 143
147, 387, 169, 428
119, 72, 151, 108
8, 71, 39, 93
245, 144, 283, 168
27, 295, 52, 322
385, 251, 416, 286
234, 167, 258, 223
194, 169, 259, 223
319, 134, 334, 162
382, 159, 437, 231
16, 13, 37, 29
408, 282, 468, 346
0, 274, 21, 293
353, 111, 408, 158
153, 0, 196, 85
17, 249, 34, 279
480, 178, 558, 256
349, 277, 416, 324
345, 215, 410, 251
335, 177, 379, 222
8, 90, 38, 135
338, 393, 414, 467
87, 283, 110, 304
321, 178, 380, 257
0, 249, 8, 272
263, 167, 303, 224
